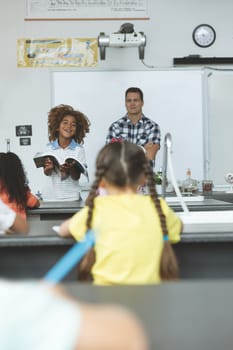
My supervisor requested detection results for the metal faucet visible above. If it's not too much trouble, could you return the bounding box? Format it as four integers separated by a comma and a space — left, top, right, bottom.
161, 133, 172, 198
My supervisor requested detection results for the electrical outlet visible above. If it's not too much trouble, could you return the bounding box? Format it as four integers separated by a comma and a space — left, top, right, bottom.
109, 33, 144, 47
98, 31, 146, 60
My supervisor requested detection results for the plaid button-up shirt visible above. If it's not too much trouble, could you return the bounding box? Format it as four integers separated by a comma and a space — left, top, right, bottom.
106, 114, 161, 147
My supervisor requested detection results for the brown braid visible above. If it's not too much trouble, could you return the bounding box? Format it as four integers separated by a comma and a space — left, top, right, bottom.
86, 167, 105, 229
78, 166, 105, 281
146, 163, 179, 280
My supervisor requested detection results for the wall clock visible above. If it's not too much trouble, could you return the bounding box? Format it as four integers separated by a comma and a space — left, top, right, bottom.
192, 24, 216, 48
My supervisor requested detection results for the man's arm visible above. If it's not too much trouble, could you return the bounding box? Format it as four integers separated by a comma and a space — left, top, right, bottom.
142, 119, 161, 161
144, 142, 160, 161
105, 122, 119, 143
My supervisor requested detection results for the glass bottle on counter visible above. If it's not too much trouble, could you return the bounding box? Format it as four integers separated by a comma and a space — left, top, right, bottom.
182, 168, 198, 194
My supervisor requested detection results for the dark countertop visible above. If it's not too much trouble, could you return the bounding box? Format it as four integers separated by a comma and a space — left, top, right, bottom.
170, 197, 233, 211
180, 231, 233, 242
27, 199, 84, 215
27, 195, 233, 216
0, 234, 75, 246
65, 281, 233, 350
208, 192, 233, 203
1, 229, 233, 246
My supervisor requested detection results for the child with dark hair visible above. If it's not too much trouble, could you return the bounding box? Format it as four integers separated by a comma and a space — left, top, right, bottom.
41, 104, 90, 201
59, 141, 182, 285
0, 152, 39, 219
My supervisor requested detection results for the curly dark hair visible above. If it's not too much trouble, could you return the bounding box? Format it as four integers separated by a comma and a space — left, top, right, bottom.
47, 104, 90, 144
82, 141, 179, 281
0, 152, 29, 210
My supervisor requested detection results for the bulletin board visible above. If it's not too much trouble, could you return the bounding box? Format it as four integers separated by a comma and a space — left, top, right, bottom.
51, 69, 204, 183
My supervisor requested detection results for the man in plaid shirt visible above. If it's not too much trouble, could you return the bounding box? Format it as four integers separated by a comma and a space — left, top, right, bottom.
106, 87, 161, 163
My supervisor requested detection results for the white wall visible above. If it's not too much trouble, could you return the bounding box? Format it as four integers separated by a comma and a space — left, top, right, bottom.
0, 0, 233, 192
52, 70, 204, 183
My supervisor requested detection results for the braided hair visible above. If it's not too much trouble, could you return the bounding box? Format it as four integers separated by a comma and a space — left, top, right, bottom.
85, 141, 179, 280
146, 161, 179, 280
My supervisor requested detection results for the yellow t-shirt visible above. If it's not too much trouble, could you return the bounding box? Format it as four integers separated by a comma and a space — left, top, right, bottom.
69, 194, 182, 285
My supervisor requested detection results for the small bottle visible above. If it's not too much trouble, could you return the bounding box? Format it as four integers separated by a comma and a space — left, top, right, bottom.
186, 168, 191, 182
182, 168, 198, 194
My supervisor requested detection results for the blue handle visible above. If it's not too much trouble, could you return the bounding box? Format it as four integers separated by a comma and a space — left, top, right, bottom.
44, 230, 95, 284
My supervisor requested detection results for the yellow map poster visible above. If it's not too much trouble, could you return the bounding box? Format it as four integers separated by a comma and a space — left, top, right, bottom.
17, 38, 98, 67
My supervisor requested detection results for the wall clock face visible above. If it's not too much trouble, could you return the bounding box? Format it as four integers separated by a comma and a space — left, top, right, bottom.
192, 24, 216, 48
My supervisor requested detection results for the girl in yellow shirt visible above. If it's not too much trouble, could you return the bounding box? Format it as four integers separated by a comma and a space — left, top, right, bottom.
59, 141, 182, 285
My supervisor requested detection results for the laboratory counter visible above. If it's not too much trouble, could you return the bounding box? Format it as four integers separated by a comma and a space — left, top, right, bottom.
1, 231, 233, 280
165, 195, 233, 211
26, 196, 233, 235
27, 196, 233, 217
1, 195, 233, 279
27, 199, 84, 218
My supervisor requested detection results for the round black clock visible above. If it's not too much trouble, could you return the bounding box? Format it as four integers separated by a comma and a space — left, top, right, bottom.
192, 24, 216, 48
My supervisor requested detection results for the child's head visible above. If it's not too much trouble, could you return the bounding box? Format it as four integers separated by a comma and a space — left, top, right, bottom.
48, 104, 90, 144
0, 152, 26, 182
0, 152, 28, 208
95, 141, 149, 189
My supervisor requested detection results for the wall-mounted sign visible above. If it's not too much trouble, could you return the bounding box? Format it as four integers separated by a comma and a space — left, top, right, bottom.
25, 0, 149, 20
20, 137, 31, 146
16, 125, 32, 136
17, 38, 98, 67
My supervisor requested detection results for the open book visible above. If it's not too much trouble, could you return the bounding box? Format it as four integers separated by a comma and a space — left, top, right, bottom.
33, 152, 88, 177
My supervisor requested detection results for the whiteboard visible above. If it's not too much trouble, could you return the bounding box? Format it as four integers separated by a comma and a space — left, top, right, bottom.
52, 70, 204, 184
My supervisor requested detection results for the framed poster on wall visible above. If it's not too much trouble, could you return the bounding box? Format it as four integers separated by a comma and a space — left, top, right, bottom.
25, 0, 149, 20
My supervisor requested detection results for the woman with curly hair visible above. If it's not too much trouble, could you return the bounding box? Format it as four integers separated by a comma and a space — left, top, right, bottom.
0, 152, 39, 219
42, 104, 90, 201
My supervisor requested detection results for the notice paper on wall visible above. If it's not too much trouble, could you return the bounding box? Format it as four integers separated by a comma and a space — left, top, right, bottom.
25, 0, 149, 20
17, 38, 98, 67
